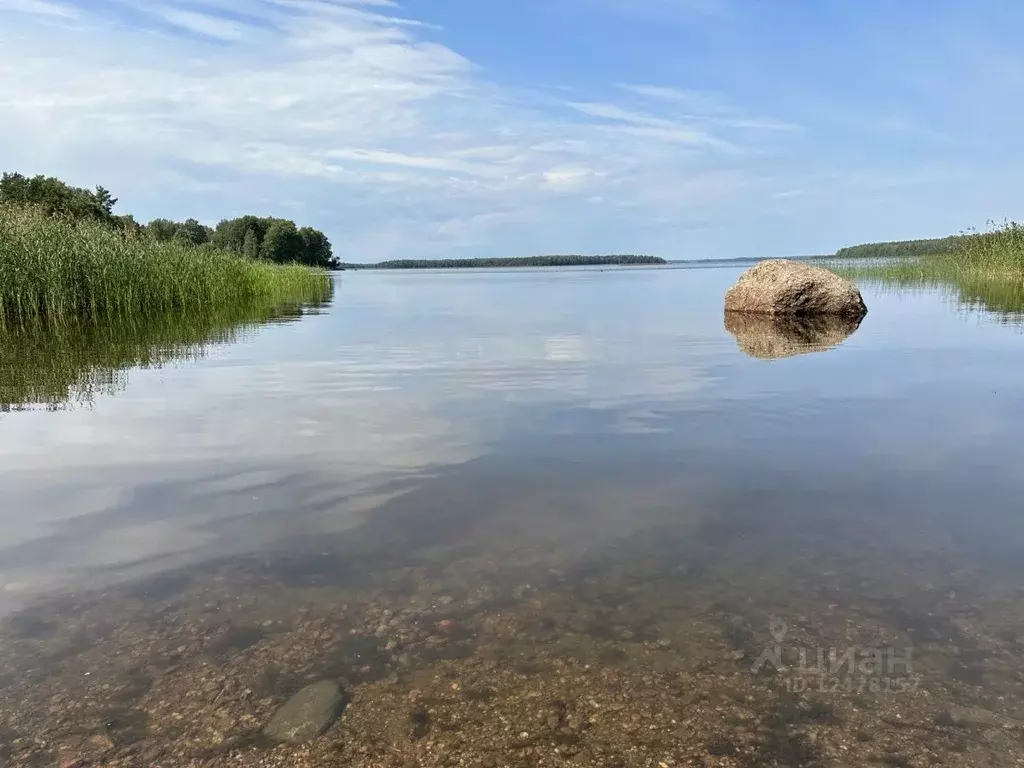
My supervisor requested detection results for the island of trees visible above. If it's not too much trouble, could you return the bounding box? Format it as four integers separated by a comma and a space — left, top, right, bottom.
341, 255, 666, 270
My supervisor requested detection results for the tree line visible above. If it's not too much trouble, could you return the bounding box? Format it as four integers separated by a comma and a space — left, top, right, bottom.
0, 172, 336, 268
834, 236, 965, 260
342, 254, 666, 270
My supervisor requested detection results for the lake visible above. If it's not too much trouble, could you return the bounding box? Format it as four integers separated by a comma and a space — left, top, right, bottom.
1, 265, 1023, 767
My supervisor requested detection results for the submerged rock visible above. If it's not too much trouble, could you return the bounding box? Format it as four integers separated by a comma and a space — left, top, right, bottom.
724, 260, 867, 317
938, 705, 1002, 729
263, 680, 346, 743
725, 312, 863, 359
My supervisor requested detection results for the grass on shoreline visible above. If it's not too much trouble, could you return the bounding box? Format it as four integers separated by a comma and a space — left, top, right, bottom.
0, 205, 331, 329
832, 221, 1024, 315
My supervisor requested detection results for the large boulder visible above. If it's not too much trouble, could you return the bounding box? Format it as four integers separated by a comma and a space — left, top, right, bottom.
724, 259, 867, 317
725, 312, 863, 359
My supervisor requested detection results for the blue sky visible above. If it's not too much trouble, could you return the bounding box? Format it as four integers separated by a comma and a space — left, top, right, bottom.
2, 0, 1022, 260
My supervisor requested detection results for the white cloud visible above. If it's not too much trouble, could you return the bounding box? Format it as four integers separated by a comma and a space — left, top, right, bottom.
616, 83, 733, 111
326, 148, 487, 175
570, 101, 686, 127
566, 101, 741, 150
0, 0, 77, 17
542, 167, 598, 191
0, 0, 798, 259
155, 7, 251, 41
614, 84, 802, 132
3, 0, 1022, 261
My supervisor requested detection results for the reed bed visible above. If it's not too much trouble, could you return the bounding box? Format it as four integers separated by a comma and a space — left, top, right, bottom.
0, 205, 331, 329
832, 221, 1024, 282
831, 221, 1024, 317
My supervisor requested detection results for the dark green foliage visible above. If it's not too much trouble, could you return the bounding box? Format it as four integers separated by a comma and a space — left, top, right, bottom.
93, 186, 117, 216
172, 218, 212, 247
114, 214, 143, 237
242, 228, 260, 260
298, 226, 333, 267
212, 215, 268, 253
343, 254, 665, 270
0, 172, 117, 222
145, 218, 180, 242
213, 215, 333, 267
146, 217, 214, 246
260, 219, 303, 263
834, 236, 964, 259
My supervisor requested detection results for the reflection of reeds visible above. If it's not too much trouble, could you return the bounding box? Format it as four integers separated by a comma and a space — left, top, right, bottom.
724, 312, 863, 359
0, 298, 330, 411
0, 206, 332, 330
830, 222, 1024, 319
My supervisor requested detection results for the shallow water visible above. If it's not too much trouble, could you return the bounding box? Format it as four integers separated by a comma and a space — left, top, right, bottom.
2, 266, 1024, 767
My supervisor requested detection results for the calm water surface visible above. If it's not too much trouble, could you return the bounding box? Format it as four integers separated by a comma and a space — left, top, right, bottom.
2, 266, 1023, 767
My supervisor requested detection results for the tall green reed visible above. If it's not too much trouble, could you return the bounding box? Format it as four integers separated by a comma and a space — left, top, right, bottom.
831, 221, 1024, 317
0, 205, 332, 330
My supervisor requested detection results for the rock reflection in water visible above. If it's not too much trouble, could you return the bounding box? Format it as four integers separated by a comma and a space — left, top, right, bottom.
724, 312, 863, 359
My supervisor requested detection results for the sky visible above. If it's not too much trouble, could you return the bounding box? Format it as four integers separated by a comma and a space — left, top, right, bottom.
1, 0, 1023, 261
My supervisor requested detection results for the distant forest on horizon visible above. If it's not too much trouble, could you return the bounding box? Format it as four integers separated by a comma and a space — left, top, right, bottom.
340, 234, 966, 270
340, 255, 666, 269
832, 235, 965, 260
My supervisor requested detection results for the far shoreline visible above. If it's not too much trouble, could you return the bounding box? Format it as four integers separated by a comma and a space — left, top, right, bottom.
336, 254, 855, 271
338, 255, 665, 270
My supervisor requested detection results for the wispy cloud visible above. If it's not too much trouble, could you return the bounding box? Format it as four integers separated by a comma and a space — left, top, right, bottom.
0, 0, 77, 18
325, 148, 487, 176
616, 84, 730, 110
615, 84, 802, 132
0, 0, 795, 258
570, 101, 696, 129
9, 0, 1005, 260
567, 101, 730, 148
155, 7, 251, 41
